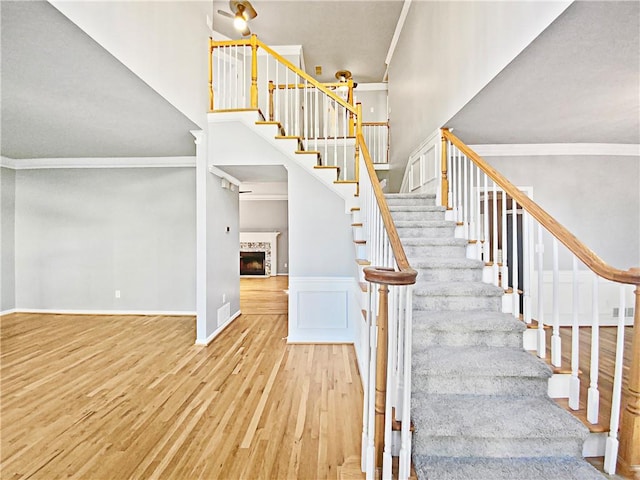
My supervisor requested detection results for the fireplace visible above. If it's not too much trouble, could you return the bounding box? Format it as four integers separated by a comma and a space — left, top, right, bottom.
240, 251, 266, 276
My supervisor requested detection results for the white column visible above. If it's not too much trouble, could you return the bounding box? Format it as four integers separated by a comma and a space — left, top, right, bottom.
192, 129, 208, 343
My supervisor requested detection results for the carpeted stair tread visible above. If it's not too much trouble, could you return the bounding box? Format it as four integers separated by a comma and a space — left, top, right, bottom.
414, 282, 504, 297
413, 456, 605, 480
412, 394, 588, 440
401, 237, 468, 247
389, 205, 446, 212
396, 220, 456, 228
412, 257, 483, 269
413, 346, 552, 379
412, 310, 525, 333
386, 193, 436, 200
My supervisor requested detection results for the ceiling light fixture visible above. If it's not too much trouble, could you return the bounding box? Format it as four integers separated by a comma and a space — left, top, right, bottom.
233, 4, 248, 31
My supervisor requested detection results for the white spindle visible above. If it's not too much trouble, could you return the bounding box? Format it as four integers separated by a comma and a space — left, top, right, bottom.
398, 286, 412, 480
551, 238, 562, 367
492, 182, 499, 286
536, 224, 546, 358
522, 211, 532, 324
587, 274, 600, 424
333, 101, 338, 168
463, 154, 469, 239
383, 284, 394, 480
512, 198, 520, 318
314, 87, 319, 152
501, 191, 508, 289
343, 107, 347, 179
284, 69, 289, 133
456, 150, 463, 224
234, 45, 238, 109
483, 173, 490, 263
604, 285, 627, 474
569, 257, 580, 410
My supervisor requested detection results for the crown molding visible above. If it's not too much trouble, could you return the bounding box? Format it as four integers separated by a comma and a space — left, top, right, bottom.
383, 0, 412, 81
1, 156, 196, 170
469, 143, 640, 157
355, 83, 388, 92
239, 194, 288, 201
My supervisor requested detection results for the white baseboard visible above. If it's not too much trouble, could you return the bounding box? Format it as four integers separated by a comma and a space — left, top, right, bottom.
7, 308, 196, 316
277, 273, 289, 276
0, 308, 17, 317
195, 310, 241, 346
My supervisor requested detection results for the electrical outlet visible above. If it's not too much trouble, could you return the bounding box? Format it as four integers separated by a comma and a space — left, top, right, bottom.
284, 263, 287, 268
222, 293, 226, 303
115, 290, 121, 299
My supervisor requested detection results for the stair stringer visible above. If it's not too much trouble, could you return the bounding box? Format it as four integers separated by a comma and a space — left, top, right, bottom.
207, 111, 359, 214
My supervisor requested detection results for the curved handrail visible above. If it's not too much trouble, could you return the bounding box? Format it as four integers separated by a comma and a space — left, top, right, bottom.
358, 132, 417, 286
442, 128, 640, 286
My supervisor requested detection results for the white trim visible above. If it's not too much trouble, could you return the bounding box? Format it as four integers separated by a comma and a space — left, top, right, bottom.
1, 156, 196, 170
239, 194, 288, 201
8, 308, 196, 316
0, 309, 17, 316
194, 310, 241, 346
469, 143, 640, 158
383, 0, 412, 80
208, 165, 241, 186
355, 83, 388, 92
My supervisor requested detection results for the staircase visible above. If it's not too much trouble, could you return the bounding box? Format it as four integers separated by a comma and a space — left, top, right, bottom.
386, 193, 605, 480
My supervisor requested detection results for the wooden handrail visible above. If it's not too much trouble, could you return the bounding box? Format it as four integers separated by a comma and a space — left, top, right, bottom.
358, 133, 417, 286
255, 39, 357, 114
442, 129, 640, 286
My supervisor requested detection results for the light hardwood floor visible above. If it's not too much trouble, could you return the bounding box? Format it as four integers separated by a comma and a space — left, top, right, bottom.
1, 277, 364, 479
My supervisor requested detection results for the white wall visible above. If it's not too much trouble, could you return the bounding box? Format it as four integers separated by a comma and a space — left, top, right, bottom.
14, 167, 196, 313
287, 161, 358, 343
484, 154, 640, 270
50, 1, 211, 128
387, 0, 570, 191
205, 170, 240, 336
240, 200, 289, 274
1, 167, 16, 312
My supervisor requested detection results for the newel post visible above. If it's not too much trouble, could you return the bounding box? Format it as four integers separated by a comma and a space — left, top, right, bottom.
440, 129, 449, 208
374, 283, 389, 468
268, 81, 275, 121
618, 272, 640, 478
364, 266, 417, 476
250, 34, 259, 109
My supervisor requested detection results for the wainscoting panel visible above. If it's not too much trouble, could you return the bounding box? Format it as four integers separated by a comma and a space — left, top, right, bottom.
287, 277, 358, 343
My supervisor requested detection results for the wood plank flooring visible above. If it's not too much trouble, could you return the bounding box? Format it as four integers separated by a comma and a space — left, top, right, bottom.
1, 277, 364, 479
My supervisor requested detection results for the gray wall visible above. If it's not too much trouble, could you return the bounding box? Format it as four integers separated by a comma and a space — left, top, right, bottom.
1, 167, 16, 312
205, 171, 239, 335
485, 155, 640, 269
14, 168, 196, 312
240, 200, 289, 274
387, 1, 569, 191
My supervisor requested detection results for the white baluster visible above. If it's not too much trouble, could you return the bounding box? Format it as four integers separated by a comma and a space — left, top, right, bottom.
343, 106, 347, 179
604, 285, 627, 474
333, 101, 338, 168
551, 238, 562, 367
398, 286, 413, 480
234, 45, 238, 109
522, 211, 532, 325
501, 191, 508, 290
492, 182, 499, 286
536, 224, 546, 358
456, 150, 463, 224
295, 75, 300, 138
284, 68, 289, 133
512, 198, 520, 318
383, 283, 394, 480
314, 87, 319, 152
463, 154, 469, 239
587, 274, 600, 424
451, 148, 458, 221
365, 281, 376, 479
569, 257, 580, 410
483, 173, 490, 264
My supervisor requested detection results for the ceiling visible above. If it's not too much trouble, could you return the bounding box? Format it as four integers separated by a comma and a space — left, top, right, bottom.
211, 1, 403, 84
446, 1, 640, 145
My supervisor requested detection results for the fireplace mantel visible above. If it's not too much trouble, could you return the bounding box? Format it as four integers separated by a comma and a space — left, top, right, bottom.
239, 232, 280, 276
